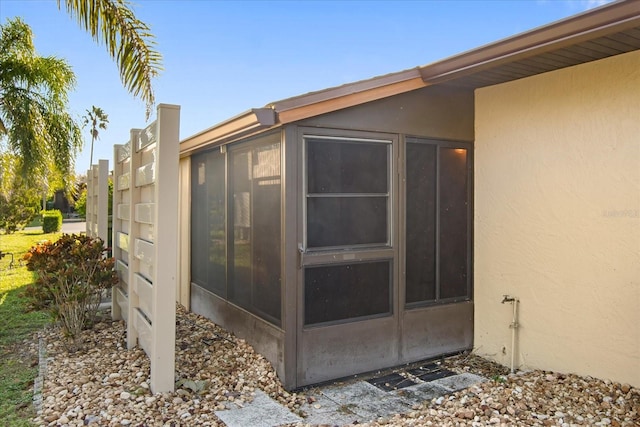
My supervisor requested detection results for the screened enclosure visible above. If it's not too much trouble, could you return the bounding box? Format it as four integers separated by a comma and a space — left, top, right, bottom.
191, 132, 282, 326
187, 85, 475, 389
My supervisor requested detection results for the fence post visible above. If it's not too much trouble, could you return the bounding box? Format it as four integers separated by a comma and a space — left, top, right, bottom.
86, 160, 109, 243
149, 103, 180, 392
85, 167, 93, 236
97, 159, 109, 244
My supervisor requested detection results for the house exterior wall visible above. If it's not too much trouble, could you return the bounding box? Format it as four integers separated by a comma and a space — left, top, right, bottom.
474, 50, 640, 386
297, 84, 474, 141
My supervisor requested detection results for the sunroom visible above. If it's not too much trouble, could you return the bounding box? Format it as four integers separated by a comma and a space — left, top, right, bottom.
179, 80, 474, 390
177, 0, 640, 391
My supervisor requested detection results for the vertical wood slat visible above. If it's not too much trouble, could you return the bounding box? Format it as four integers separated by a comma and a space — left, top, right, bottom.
112, 143, 130, 321
126, 128, 142, 351
148, 104, 180, 393
85, 160, 109, 244
178, 157, 191, 310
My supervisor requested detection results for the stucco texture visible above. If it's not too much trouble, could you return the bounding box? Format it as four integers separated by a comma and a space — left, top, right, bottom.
474, 50, 640, 386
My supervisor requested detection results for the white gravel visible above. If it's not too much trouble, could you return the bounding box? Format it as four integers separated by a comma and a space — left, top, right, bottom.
30, 306, 639, 426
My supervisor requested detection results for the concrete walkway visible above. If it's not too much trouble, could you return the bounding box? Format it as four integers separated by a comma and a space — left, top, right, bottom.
23, 220, 86, 234
61, 220, 86, 234
215, 366, 485, 427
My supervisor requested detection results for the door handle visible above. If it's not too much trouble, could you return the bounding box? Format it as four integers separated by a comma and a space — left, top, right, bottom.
297, 243, 305, 269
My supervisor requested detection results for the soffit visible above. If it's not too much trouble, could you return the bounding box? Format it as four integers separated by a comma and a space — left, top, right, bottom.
420, 1, 640, 88
445, 25, 640, 88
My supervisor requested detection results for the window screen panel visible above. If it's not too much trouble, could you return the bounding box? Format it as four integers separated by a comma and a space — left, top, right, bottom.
307, 139, 388, 194
439, 148, 469, 299
229, 140, 282, 325
307, 196, 387, 248
251, 174, 281, 320
306, 137, 390, 249
229, 150, 252, 308
190, 150, 226, 297
405, 142, 437, 303
404, 140, 471, 307
304, 261, 391, 325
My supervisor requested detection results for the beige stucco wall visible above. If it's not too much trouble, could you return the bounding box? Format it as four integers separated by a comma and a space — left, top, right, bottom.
474, 50, 640, 386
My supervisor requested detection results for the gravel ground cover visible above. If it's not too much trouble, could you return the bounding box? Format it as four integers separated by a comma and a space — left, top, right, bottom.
28, 306, 639, 426
352, 368, 639, 427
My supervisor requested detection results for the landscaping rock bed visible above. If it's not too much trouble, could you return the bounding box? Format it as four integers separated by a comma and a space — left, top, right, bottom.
30, 306, 639, 426
355, 369, 639, 427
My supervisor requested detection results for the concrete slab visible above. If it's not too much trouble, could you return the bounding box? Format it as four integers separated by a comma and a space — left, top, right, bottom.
300, 405, 361, 426
311, 381, 413, 422
214, 389, 303, 427
432, 372, 486, 392
348, 394, 413, 420
215, 371, 487, 426
320, 380, 387, 403
392, 381, 451, 404
61, 221, 87, 234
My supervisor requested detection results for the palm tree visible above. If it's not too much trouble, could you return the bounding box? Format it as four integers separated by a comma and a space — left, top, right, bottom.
1, 1, 161, 186
0, 18, 83, 187
58, 0, 163, 119
83, 106, 109, 169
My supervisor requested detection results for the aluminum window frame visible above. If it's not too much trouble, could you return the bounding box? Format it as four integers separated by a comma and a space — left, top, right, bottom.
302, 134, 394, 253
404, 136, 473, 309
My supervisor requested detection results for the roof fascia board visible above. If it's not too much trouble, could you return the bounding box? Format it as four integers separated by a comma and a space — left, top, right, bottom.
420, 0, 640, 83
271, 68, 423, 113
180, 108, 276, 155
277, 76, 427, 124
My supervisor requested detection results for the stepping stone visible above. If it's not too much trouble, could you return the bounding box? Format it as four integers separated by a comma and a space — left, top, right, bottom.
214, 389, 302, 427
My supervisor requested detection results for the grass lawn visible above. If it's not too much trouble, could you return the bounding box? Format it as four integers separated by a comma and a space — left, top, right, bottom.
0, 230, 60, 426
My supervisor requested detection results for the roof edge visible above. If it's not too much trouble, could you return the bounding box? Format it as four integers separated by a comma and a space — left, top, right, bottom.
420, 0, 640, 83
180, 108, 276, 155
270, 68, 423, 113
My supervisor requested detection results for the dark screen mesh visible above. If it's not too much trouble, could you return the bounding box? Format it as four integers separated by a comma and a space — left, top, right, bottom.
304, 261, 391, 325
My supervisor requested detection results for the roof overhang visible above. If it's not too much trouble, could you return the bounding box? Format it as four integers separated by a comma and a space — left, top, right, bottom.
270, 68, 427, 123
419, 0, 640, 87
180, 108, 276, 156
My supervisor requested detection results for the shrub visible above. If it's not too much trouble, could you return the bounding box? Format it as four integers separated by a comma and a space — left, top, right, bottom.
24, 234, 119, 351
42, 209, 62, 233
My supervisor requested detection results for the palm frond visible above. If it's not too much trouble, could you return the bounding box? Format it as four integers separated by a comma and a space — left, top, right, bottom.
58, 0, 163, 119
0, 18, 81, 188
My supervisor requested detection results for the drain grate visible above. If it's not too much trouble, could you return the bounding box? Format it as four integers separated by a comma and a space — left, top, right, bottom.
408, 363, 456, 382
367, 373, 417, 392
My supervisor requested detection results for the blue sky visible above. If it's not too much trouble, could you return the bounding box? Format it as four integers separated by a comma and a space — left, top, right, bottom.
0, 0, 611, 175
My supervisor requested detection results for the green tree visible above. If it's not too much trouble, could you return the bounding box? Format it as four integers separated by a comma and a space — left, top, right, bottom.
83, 106, 109, 169
0, 154, 40, 233
0, 18, 83, 187
58, 0, 162, 118
73, 177, 112, 218
0, 173, 41, 233
1, 1, 161, 186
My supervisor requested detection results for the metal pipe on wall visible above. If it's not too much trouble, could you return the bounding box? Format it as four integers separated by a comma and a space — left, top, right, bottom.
502, 295, 519, 373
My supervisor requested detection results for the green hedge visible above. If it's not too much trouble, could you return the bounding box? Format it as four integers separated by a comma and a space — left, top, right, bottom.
42, 210, 62, 233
